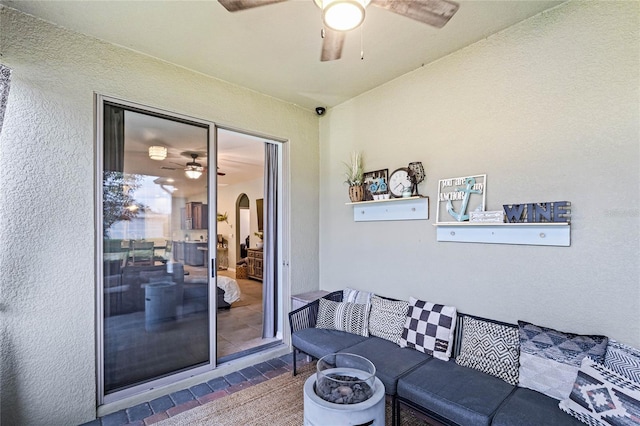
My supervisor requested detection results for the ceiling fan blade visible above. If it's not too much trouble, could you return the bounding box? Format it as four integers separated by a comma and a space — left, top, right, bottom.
371, 0, 459, 28
218, 0, 287, 12
321, 28, 346, 62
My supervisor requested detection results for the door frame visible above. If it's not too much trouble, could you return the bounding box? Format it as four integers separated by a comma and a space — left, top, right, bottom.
95, 94, 217, 405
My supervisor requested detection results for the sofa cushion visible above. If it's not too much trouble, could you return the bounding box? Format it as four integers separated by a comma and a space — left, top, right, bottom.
397, 358, 514, 426
316, 298, 370, 337
456, 316, 520, 385
559, 357, 640, 426
518, 320, 608, 400
492, 387, 584, 426
292, 328, 368, 359
368, 296, 409, 345
604, 340, 640, 384
338, 336, 431, 395
343, 288, 374, 304
399, 297, 457, 361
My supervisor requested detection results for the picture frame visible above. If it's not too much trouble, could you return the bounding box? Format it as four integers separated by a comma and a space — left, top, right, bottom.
363, 169, 389, 201
436, 174, 487, 223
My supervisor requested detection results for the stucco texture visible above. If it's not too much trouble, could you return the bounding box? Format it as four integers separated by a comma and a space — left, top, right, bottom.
320, 2, 639, 344
0, 6, 318, 425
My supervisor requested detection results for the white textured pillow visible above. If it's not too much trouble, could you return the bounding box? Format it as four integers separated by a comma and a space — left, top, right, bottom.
517, 321, 608, 400
368, 296, 409, 345
316, 298, 370, 337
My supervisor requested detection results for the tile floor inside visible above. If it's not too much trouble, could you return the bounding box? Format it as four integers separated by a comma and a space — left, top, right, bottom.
82, 351, 310, 426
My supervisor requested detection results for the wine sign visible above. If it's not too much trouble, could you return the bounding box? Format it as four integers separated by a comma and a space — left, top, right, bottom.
503, 201, 571, 223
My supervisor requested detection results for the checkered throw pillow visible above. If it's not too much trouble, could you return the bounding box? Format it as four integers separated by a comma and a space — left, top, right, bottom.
399, 297, 457, 361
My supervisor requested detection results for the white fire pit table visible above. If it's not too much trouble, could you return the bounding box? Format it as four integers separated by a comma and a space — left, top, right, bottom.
303, 353, 386, 426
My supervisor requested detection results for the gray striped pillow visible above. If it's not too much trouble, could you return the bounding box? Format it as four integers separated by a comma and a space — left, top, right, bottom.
315, 298, 370, 337
343, 288, 373, 304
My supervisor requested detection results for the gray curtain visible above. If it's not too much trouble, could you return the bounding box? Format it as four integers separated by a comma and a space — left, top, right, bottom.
262, 143, 278, 338
103, 103, 125, 172
0, 64, 12, 137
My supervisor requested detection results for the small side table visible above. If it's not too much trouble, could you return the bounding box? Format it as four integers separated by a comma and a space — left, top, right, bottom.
291, 290, 330, 311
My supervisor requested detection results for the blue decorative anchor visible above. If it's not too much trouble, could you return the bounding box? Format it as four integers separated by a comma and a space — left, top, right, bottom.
447, 177, 482, 222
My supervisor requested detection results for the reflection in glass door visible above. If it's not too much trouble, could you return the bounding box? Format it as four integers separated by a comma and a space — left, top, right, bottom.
99, 98, 214, 401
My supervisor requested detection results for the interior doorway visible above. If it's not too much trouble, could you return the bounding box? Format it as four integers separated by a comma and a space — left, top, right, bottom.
215, 128, 281, 361
237, 193, 250, 261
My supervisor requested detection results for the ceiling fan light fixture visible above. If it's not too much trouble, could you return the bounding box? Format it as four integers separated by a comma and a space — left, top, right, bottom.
184, 152, 204, 179
148, 146, 167, 161
317, 0, 368, 32
185, 164, 203, 179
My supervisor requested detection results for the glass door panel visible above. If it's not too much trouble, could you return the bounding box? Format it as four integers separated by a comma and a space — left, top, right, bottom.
101, 100, 212, 397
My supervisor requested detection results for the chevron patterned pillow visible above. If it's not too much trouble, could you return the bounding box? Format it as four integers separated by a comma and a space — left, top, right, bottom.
455, 317, 520, 385
368, 296, 409, 345
315, 298, 370, 337
605, 340, 640, 384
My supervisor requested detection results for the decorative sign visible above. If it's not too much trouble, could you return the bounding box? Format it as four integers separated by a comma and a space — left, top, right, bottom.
437, 174, 487, 223
503, 201, 571, 223
469, 210, 504, 223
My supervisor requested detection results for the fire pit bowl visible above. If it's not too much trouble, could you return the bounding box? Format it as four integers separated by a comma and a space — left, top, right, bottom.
316, 353, 376, 404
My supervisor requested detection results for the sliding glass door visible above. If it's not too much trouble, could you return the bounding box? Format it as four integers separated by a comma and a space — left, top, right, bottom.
98, 96, 216, 402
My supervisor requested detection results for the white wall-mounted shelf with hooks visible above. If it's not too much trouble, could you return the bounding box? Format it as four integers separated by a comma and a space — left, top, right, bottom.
433, 222, 570, 246
346, 196, 429, 222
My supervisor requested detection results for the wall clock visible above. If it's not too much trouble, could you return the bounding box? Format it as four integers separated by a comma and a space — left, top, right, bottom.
389, 168, 412, 198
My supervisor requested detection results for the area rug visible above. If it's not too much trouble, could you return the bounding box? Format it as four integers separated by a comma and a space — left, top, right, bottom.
157, 363, 431, 426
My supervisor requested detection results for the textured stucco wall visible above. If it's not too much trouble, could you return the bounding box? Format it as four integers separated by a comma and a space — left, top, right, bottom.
0, 6, 319, 425
320, 1, 639, 343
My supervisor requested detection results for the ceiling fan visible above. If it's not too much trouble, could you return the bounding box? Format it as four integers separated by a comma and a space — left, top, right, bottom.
218, 0, 459, 61
164, 152, 226, 177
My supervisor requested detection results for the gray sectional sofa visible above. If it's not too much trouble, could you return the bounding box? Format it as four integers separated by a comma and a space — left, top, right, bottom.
289, 290, 585, 426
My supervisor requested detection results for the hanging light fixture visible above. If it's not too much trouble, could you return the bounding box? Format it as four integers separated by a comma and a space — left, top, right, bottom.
184, 153, 204, 179
148, 146, 167, 161
314, 0, 370, 32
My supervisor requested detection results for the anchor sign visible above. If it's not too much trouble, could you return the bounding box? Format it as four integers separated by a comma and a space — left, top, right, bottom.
446, 177, 483, 222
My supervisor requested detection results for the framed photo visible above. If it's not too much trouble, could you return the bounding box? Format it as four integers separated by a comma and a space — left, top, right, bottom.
363, 169, 388, 201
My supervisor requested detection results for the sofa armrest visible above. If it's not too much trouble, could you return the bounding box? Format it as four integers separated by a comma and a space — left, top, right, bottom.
288, 290, 343, 334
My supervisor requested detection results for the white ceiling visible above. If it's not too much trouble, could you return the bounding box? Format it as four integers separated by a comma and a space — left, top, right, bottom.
6, 0, 564, 195
3, 0, 565, 111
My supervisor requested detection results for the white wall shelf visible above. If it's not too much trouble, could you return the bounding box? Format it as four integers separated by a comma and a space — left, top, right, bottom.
347, 196, 429, 222
434, 222, 571, 246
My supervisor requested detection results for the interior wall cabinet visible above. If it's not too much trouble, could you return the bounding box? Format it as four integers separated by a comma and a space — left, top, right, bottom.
247, 248, 263, 281
181, 202, 208, 230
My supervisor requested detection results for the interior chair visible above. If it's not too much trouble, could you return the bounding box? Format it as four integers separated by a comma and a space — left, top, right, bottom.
130, 240, 155, 266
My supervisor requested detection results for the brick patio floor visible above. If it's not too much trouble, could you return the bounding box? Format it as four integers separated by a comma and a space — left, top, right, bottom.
82, 352, 310, 426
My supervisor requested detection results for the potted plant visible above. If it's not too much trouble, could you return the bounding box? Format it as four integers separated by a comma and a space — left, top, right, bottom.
344, 151, 364, 202
254, 231, 264, 249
